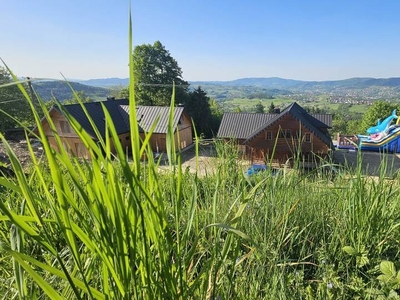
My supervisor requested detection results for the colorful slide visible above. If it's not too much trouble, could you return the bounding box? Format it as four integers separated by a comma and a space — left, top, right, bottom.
358, 110, 400, 153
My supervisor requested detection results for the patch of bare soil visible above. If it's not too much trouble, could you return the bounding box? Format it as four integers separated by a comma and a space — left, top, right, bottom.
157, 143, 221, 177
0, 140, 44, 171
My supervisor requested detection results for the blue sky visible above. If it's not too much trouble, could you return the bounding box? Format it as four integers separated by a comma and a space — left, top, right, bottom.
2, 0, 400, 81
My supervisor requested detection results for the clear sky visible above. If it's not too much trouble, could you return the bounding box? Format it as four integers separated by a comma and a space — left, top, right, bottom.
2, 0, 400, 81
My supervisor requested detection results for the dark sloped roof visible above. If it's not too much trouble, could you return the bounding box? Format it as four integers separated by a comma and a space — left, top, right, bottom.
217, 113, 275, 139
311, 114, 332, 128
244, 102, 332, 146
217, 108, 332, 140
55, 98, 130, 139
119, 105, 186, 134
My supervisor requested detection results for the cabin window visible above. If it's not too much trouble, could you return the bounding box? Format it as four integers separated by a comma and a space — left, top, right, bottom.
305, 133, 311, 142
266, 131, 272, 140
125, 136, 130, 140
60, 121, 71, 134
279, 129, 290, 138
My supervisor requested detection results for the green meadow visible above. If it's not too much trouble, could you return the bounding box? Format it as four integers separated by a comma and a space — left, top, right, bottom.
219, 96, 370, 115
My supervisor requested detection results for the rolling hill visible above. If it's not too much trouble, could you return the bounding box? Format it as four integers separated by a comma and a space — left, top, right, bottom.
32, 81, 111, 101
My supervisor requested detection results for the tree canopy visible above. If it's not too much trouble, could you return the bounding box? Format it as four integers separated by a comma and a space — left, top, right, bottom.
253, 101, 265, 113
267, 102, 276, 113
183, 87, 213, 137
0, 67, 34, 132
360, 101, 400, 134
132, 41, 188, 106
209, 99, 223, 135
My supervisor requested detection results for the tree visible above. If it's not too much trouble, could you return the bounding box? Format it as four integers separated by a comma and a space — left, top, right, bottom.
331, 116, 347, 135
305, 106, 328, 114
118, 87, 129, 100
254, 101, 264, 113
360, 101, 400, 134
63, 91, 93, 104
183, 87, 213, 137
44, 91, 93, 112
347, 119, 362, 135
268, 102, 276, 113
132, 41, 188, 106
108, 85, 127, 99
0, 67, 34, 131
209, 99, 223, 136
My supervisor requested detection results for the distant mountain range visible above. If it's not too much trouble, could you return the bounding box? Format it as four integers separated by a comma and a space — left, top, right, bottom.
32, 76, 400, 102
77, 76, 400, 89
77, 78, 129, 87
189, 77, 400, 100
190, 77, 400, 90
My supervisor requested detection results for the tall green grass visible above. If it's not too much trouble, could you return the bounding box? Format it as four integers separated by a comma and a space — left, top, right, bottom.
0, 12, 252, 300
1, 10, 400, 300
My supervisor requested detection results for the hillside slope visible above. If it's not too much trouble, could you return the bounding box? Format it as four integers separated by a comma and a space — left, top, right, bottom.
32, 81, 110, 101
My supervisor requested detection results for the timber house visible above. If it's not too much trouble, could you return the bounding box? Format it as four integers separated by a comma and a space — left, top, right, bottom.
217, 102, 333, 163
37, 98, 193, 159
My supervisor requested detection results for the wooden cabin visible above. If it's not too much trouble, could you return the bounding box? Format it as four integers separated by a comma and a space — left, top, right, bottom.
217, 102, 333, 164
37, 99, 193, 159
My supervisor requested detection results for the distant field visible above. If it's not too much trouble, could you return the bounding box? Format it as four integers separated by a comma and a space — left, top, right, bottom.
219, 97, 370, 114
302, 102, 369, 114
219, 98, 294, 111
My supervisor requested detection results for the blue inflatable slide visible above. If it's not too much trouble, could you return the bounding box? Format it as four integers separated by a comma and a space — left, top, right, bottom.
358, 110, 400, 153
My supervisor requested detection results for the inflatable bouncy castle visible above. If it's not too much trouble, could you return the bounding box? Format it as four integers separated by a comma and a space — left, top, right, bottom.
358, 110, 400, 153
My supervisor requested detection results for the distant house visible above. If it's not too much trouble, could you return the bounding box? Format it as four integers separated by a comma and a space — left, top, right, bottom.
217, 102, 333, 163
37, 99, 193, 159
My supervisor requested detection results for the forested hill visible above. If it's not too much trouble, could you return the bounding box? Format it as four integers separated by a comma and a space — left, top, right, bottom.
32, 81, 110, 101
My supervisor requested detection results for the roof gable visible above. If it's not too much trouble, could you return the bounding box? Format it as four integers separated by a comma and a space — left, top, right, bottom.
244, 102, 332, 146
217, 104, 332, 142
